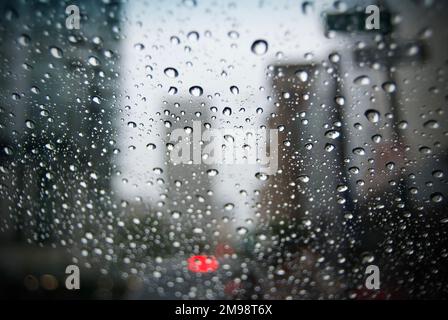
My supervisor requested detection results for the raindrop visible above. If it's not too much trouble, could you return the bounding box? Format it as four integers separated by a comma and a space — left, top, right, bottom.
187, 31, 200, 41
365, 109, 380, 123
134, 43, 145, 50
398, 121, 408, 130
419, 146, 432, 154
325, 143, 335, 152
207, 169, 218, 176
386, 162, 395, 170
255, 172, 269, 181
354, 75, 371, 86
183, 0, 197, 8
282, 92, 291, 99
335, 96, 345, 106
382, 81, 396, 93
189, 86, 203, 97
18, 34, 30, 46
168, 86, 178, 95
88, 56, 100, 66
170, 36, 180, 45
353, 147, 366, 155
295, 70, 309, 82
349, 166, 360, 174
325, 130, 340, 139
30, 86, 40, 94
223, 107, 232, 116
329, 52, 340, 63
92, 96, 101, 104
164, 67, 179, 78
153, 167, 163, 174
3, 146, 13, 155
25, 120, 35, 129
424, 120, 439, 129
372, 134, 382, 143
302, 1, 314, 14
431, 192, 444, 203
432, 170, 444, 178
251, 39, 268, 55
171, 211, 181, 219
228, 30, 239, 39
50, 46, 63, 58
146, 143, 156, 150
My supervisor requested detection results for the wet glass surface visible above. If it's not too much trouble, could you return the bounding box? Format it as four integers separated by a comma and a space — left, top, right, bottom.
0, 0, 447, 299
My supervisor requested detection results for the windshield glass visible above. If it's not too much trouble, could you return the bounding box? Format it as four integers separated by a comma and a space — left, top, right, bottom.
0, 0, 447, 300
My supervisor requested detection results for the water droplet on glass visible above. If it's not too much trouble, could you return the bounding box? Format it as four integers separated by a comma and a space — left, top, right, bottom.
251, 39, 268, 55
223, 107, 232, 116
372, 134, 382, 143
353, 147, 366, 156
171, 211, 181, 219
424, 120, 439, 129
134, 43, 145, 50
18, 34, 31, 46
335, 96, 345, 106
282, 92, 291, 99
146, 143, 156, 150
50, 46, 63, 59
189, 86, 203, 97
295, 69, 309, 82
183, 0, 197, 8
228, 30, 239, 39
325, 130, 340, 139
88, 56, 100, 66
30, 86, 40, 94
329, 52, 340, 63
432, 170, 444, 178
386, 162, 395, 170
431, 192, 444, 203
255, 172, 269, 181
168, 86, 178, 95
382, 81, 396, 93
365, 109, 380, 123
187, 31, 200, 41
302, 1, 314, 14
354, 75, 371, 86
25, 120, 35, 129
398, 121, 408, 130
164, 67, 179, 78
325, 143, 335, 152
207, 169, 218, 176
237, 227, 248, 235
170, 36, 180, 45
419, 146, 432, 154
3, 146, 13, 155
92, 96, 101, 104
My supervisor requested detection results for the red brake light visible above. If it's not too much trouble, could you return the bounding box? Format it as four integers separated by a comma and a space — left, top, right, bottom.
187, 255, 219, 273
